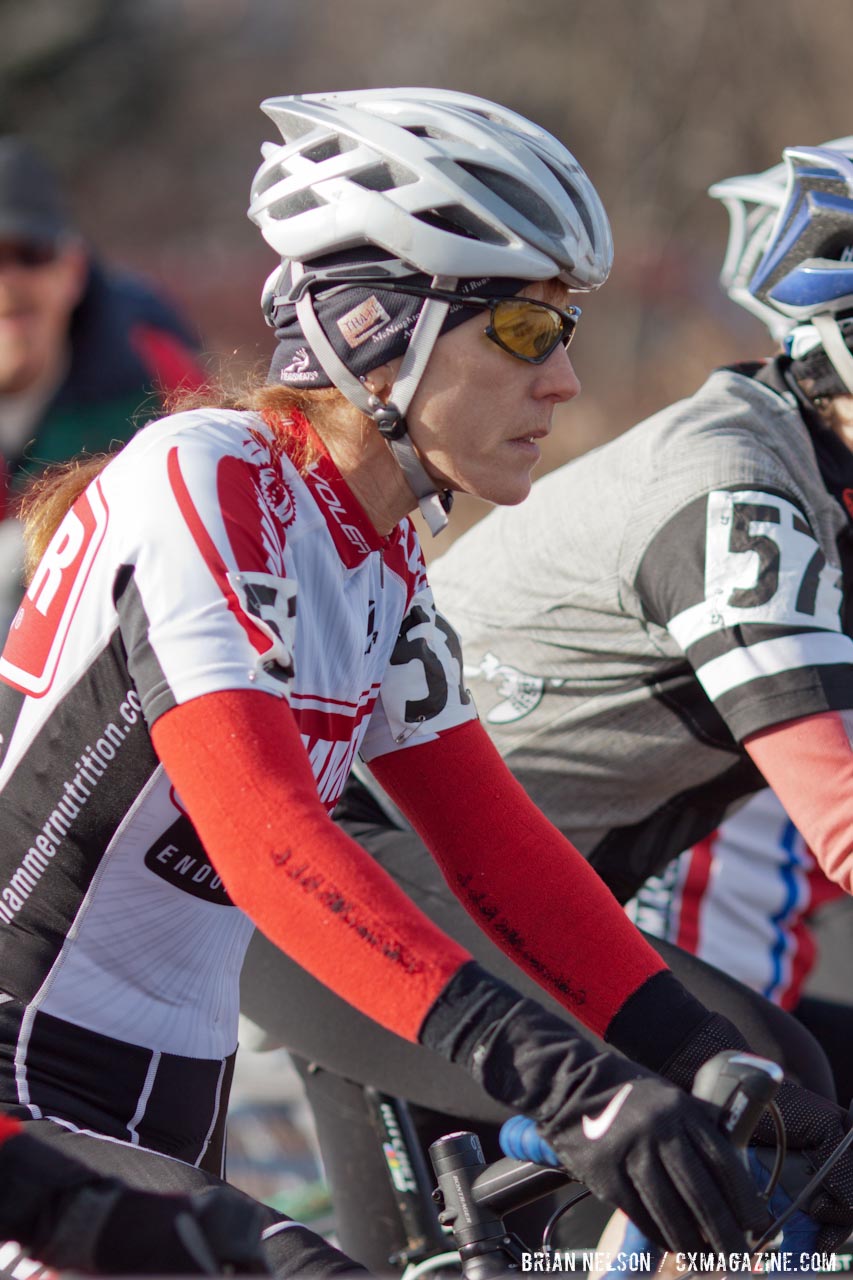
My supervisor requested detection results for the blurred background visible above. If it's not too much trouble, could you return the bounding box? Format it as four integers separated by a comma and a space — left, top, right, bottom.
4, 0, 853, 542
3, 0, 851, 1218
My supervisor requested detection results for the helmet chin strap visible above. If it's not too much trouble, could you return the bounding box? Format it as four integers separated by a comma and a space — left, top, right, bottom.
291, 263, 458, 535
812, 313, 853, 394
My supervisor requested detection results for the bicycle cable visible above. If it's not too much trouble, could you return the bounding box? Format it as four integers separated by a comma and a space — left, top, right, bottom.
754, 1119, 853, 1252
759, 1100, 787, 1203
541, 1188, 592, 1253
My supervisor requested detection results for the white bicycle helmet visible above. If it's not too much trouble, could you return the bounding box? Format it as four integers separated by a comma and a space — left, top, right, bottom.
710, 139, 853, 393
247, 88, 612, 532
708, 159, 793, 341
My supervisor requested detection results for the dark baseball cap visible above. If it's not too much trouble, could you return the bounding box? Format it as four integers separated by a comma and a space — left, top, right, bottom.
0, 137, 73, 246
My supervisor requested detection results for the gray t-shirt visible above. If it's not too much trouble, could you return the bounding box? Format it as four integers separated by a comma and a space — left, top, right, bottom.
425, 366, 853, 902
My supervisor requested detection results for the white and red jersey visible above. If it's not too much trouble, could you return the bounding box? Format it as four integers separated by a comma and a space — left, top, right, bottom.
625, 790, 844, 1009
0, 407, 475, 1157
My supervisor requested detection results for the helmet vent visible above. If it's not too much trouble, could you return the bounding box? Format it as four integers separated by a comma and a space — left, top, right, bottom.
350, 161, 418, 192
254, 166, 284, 199
457, 162, 562, 237
303, 137, 349, 163
814, 226, 853, 262
269, 189, 325, 220
404, 124, 454, 142
413, 203, 509, 245
542, 161, 596, 244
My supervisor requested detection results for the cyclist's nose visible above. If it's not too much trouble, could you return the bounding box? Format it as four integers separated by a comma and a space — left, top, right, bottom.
533, 345, 581, 404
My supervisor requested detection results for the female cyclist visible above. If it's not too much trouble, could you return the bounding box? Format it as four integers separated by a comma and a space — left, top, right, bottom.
0, 89, 848, 1274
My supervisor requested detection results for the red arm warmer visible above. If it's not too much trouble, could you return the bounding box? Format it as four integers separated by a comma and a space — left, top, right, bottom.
745, 709, 853, 894
369, 720, 668, 1039
150, 689, 470, 1042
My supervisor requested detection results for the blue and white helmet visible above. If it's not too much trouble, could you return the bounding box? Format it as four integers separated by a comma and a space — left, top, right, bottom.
708, 157, 794, 341
711, 139, 853, 392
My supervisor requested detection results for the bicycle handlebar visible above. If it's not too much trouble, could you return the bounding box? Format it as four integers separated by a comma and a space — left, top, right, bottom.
429, 1052, 786, 1278
429, 1130, 572, 1280
498, 1114, 562, 1167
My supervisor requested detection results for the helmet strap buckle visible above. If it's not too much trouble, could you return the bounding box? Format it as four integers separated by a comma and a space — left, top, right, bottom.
369, 396, 407, 441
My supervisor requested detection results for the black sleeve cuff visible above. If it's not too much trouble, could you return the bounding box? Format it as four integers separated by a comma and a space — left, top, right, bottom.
604, 970, 711, 1072
418, 960, 523, 1068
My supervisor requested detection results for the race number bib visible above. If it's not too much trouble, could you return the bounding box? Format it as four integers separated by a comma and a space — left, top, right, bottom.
364, 600, 477, 754
668, 489, 843, 651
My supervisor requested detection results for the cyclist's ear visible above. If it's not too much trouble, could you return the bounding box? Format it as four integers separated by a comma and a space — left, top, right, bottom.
362, 359, 401, 401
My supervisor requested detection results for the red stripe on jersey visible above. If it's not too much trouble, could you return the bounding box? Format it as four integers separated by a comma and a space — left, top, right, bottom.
381, 521, 427, 610
781, 854, 843, 1010
275, 409, 384, 568
292, 695, 380, 744
261, 408, 423, 599
0, 1114, 21, 1145
166, 447, 272, 657
291, 687, 382, 712
806, 853, 845, 912
215, 454, 287, 575
674, 836, 715, 954
782, 915, 815, 1011
302, 458, 384, 567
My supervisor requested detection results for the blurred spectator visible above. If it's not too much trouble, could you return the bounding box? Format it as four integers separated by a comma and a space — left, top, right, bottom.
0, 137, 206, 634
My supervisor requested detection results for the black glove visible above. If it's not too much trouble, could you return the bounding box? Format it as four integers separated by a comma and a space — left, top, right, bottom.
95, 1185, 270, 1275
661, 1011, 853, 1251
420, 963, 768, 1254
0, 1127, 269, 1274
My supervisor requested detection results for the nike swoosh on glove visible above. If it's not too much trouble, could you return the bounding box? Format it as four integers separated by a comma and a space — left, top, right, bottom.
660, 1011, 853, 1251
419, 964, 768, 1254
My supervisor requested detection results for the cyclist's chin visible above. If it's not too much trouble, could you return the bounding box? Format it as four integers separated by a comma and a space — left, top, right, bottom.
462, 458, 536, 507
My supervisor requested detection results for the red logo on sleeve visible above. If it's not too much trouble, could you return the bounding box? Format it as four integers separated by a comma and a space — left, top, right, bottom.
0, 481, 109, 696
